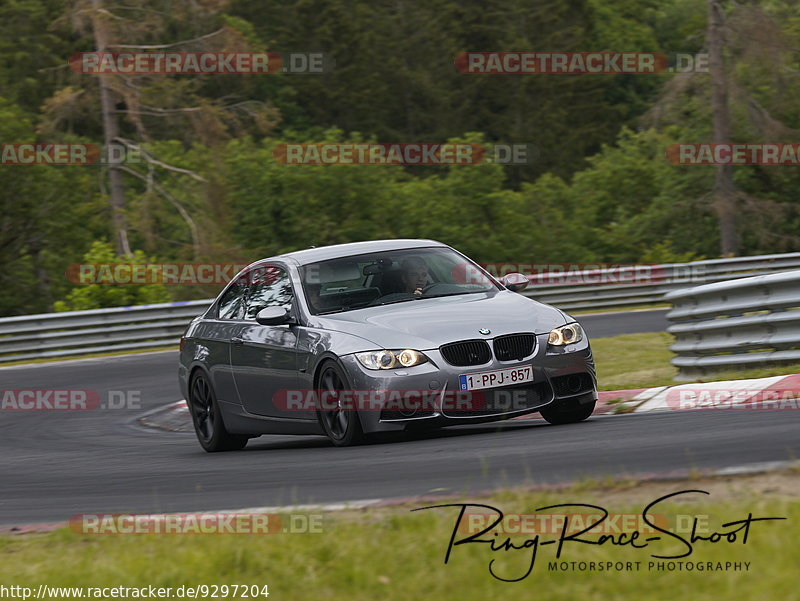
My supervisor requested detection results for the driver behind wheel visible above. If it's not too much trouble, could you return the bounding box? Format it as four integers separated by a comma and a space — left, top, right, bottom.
400, 256, 429, 295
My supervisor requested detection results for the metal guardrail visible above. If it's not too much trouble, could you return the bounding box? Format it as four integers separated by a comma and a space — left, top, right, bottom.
0, 300, 211, 363
0, 252, 799, 363
522, 252, 800, 311
665, 270, 800, 380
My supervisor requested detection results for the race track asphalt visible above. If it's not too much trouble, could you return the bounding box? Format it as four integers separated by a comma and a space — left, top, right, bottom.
3, 308, 796, 526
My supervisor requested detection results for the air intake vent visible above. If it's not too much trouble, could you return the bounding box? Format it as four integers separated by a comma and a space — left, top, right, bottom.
551, 373, 594, 397
493, 334, 537, 361
439, 340, 492, 366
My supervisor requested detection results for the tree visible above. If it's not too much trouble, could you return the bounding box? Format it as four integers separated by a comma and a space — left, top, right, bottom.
46, 0, 278, 258
54, 240, 170, 311
0, 98, 101, 316
645, 0, 800, 256
707, 0, 738, 256
89, 0, 131, 255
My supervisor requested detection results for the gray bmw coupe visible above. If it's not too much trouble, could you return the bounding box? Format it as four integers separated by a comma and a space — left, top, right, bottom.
178, 239, 597, 451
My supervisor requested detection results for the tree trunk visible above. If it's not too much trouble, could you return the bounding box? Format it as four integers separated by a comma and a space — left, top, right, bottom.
90, 0, 131, 256
708, 0, 739, 256
28, 236, 52, 311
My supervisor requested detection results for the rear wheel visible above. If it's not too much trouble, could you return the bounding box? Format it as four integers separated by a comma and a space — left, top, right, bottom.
539, 399, 596, 425
316, 361, 365, 447
188, 371, 249, 452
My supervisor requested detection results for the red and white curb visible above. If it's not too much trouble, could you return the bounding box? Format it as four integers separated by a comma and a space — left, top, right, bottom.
594, 373, 800, 414
138, 400, 191, 432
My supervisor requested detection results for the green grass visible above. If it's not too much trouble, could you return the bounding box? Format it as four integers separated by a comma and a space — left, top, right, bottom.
591, 332, 800, 390
592, 332, 677, 390
0, 482, 796, 600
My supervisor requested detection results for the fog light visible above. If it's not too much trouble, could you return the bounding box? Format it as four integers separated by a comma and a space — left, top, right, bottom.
567, 375, 583, 393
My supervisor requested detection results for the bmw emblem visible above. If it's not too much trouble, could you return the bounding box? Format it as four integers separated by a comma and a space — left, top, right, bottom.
479, 328, 491, 335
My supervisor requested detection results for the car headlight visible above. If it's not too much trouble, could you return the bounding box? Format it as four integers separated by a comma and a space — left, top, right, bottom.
356, 349, 427, 370
548, 323, 584, 347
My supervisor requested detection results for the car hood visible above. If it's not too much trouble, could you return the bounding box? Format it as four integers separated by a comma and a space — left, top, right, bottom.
313, 290, 569, 350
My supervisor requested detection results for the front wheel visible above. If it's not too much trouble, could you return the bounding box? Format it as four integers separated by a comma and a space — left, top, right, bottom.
316, 361, 365, 447
188, 371, 249, 452
539, 399, 596, 425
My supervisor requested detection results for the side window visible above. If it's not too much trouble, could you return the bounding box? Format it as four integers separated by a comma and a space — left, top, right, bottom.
217, 275, 248, 320
244, 265, 294, 320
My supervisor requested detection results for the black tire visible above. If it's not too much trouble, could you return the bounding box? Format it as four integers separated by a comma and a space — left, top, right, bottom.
188, 371, 249, 452
539, 399, 596, 425
315, 361, 365, 447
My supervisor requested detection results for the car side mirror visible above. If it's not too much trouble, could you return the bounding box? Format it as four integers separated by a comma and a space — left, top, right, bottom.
255, 306, 293, 326
500, 272, 529, 293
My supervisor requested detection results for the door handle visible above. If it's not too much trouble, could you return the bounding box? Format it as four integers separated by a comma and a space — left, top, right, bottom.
231, 336, 244, 345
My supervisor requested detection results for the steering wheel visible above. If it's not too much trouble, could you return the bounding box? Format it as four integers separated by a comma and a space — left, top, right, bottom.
419, 282, 447, 295
367, 292, 416, 306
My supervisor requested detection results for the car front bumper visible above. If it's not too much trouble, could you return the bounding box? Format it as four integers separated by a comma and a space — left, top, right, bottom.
341, 333, 597, 433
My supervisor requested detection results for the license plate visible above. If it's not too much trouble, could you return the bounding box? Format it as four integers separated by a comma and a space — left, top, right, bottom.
459, 366, 533, 391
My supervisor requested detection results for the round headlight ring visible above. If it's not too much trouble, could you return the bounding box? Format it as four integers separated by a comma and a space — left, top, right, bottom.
378, 350, 396, 369
398, 349, 419, 367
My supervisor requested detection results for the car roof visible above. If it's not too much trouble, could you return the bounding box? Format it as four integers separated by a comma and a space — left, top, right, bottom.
270, 239, 447, 266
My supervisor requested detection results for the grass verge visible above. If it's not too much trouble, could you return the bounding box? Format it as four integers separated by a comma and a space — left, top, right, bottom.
0, 471, 797, 600
591, 332, 800, 390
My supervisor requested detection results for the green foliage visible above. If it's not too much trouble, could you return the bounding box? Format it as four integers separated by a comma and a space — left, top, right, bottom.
569, 127, 717, 261
0, 0, 76, 111
223, 130, 402, 257
232, 0, 664, 180
223, 130, 586, 264
53, 241, 170, 312
1, 0, 800, 315
0, 97, 103, 316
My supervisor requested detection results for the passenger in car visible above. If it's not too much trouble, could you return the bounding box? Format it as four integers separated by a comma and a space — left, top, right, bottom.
400, 257, 429, 295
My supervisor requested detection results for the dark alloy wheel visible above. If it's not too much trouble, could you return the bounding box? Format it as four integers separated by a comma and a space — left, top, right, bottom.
316, 361, 365, 447
189, 371, 248, 452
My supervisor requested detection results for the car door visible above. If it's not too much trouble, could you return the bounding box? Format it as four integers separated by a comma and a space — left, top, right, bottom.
199, 272, 250, 405
228, 263, 314, 420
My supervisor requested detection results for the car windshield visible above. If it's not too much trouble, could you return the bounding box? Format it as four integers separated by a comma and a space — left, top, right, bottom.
300, 247, 499, 315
